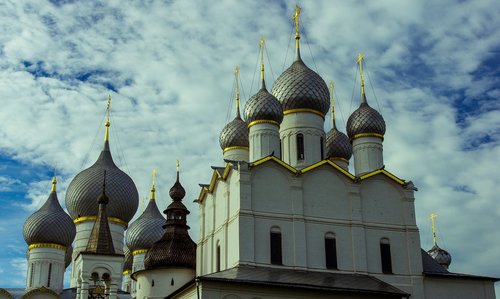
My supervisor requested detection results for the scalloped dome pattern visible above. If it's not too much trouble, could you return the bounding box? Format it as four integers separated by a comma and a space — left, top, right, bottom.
126, 200, 165, 252
65, 148, 139, 223
23, 191, 76, 247
244, 87, 283, 124
326, 128, 352, 160
219, 116, 249, 150
272, 59, 330, 115
346, 102, 386, 138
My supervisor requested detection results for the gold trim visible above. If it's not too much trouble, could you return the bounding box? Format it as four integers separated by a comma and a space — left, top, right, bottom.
301, 160, 355, 180
351, 133, 384, 141
132, 249, 148, 256
248, 120, 279, 128
284, 108, 325, 118
223, 146, 249, 153
22, 287, 60, 299
330, 157, 349, 163
359, 169, 405, 185
28, 243, 66, 251
74, 216, 128, 228
123, 270, 131, 275
252, 156, 298, 174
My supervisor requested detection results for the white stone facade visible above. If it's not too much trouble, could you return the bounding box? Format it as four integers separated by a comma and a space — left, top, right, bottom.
25, 246, 66, 293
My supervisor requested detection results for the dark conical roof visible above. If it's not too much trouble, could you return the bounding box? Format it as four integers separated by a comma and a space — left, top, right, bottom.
326, 126, 352, 161
244, 85, 283, 125
272, 57, 330, 115
126, 198, 164, 252
23, 181, 76, 248
144, 170, 196, 270
346, 95, 386, 138
219, 114, 249, 151
65, 140, 139, 223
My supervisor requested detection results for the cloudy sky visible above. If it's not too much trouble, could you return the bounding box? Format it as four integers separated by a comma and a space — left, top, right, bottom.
0, 0, 498, 292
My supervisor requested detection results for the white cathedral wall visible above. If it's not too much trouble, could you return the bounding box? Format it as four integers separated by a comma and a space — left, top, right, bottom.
249, 123, 281, 162
135, 268, 195, 299
26, 247, 65, 293
423, 277, 496, 299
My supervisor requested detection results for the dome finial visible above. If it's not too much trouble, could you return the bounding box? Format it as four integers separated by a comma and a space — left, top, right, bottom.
104, 95, 111, 141
51, 176, 57, 192
293, 4, 302, 60
235, 66, 241, 118
150, 169, 156, 201
176, 159, 180, 181
329, 81, 336, 129
260, 36, 266, 89
430, 212, 438, 246
356, 53, 367, 102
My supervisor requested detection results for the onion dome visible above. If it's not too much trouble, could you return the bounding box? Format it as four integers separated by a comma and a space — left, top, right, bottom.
271, 7, 329, 116
326, 81, 352, 161
244, 37, 284, 126
428, 244, 452, 269
23, 177, 76, 248
65, 115, 139, 223
125, 171, 165, 252
123, 246, 133, 273
346, 54, 386, 139
65, 246, 73, 268
219, 67, 249, 151
144, 163, 196, 270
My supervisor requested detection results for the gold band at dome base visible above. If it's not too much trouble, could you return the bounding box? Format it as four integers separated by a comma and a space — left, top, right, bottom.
28, 243, 66, 251
350, 133, 384, 141
284, 108, 325, 119
123, 270, 131, 275
74, 216, 128, 228
247, 120, 279, 128
330, 157, 349, 163
132, 249, 148, 256
223, 146, 249, 153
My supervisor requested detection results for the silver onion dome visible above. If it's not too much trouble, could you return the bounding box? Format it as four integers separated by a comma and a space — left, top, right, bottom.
23, 182, 76, 248
346, 95, 386, 138
219, 113, 249, 151
125, 199, 165, 252
244, 83, 283, 125
428, 244, 452, 269
123, 246, 133, 272
65, 141, 139, 223
326, 126, 352, 161
271, 58, 330, 115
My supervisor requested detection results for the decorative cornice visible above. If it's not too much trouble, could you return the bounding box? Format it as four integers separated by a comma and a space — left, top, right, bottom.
252, 156, 298, 174
132, 249, 148, 256
247, 120, 279, 128
22, 287, 60, 299
223, 146, 249, 153
329, 157, 349, 163
351, 133, 384, 141
28, 243, 66, 251
74, 216, 128, 228
359, 169, 405, 185
301, 160, 355, 180
284, 108, 325, 118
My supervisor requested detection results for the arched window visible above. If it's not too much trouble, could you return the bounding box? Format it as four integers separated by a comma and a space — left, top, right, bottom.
297, 134, 304, 160
152, 279, 155, 287
47, 263, 52, 287
216, 241, 221, 272
320, 137, 324, 160
324, 233, 337, 269
270, 227, 282, 265
380, 238, 393, 274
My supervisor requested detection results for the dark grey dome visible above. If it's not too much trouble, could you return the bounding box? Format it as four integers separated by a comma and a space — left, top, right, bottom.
65, 141, 139, 223
65, 246, 73, 268
125, 199, 165, 252
271, 58, 330, 115
123, 246, 132, 272
326, 127, 352, 161
244, 84, 283, 125
346, 97, 386, 138
428, 244, 452, 269
23, 188, 76, 247
219, 114, 249, 150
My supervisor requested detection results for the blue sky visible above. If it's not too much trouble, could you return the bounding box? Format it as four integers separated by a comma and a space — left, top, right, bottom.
0, 0, 498, 292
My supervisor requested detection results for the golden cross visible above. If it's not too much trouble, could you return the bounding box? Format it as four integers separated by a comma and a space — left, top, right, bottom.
356, 53, 366, 96
176, 159, 180, 172
51, 176, 57, 192
430, 213, 437, 245
329, 81, 335, 123
293, 5, 301, 36
235, 66, 240, 112
150, 168, 156, 200
260, 36, 265, 80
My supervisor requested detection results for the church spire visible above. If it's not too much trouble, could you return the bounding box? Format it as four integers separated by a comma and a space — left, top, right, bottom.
103, 95, 112, 151
150, 169, 156, 201
235, 66, 241, 119
51, 176, 57, 192
329, 81, 336, 129
356, 53, 367, 103
293, 4, 301, 60
260, 36, 266, 89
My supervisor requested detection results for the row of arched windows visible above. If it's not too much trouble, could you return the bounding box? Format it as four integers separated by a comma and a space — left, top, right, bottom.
269, 228, 393, 274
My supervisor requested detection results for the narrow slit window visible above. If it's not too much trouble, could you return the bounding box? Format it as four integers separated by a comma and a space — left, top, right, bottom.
325, 234, 337, 269
216, 242, 221, 272
270, 228, 283, 265
380, 238, 393, 274
320, 137, 324, 160
47, 263, 52, 287
297, 134, 304, 160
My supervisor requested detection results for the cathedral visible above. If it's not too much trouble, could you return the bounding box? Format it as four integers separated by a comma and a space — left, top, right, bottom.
2, 5, 497, 299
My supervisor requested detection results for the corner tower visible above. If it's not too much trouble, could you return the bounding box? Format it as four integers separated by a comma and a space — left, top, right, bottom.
347, 54, 386, 175
272, 5, 329, 168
